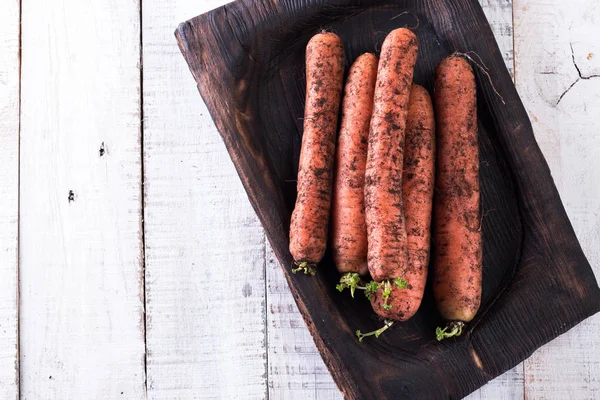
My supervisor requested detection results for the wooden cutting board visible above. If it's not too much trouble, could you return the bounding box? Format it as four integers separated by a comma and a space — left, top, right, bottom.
175, 0, 600, 398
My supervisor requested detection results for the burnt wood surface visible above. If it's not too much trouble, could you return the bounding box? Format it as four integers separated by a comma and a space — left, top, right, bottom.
175, 0, 600, 398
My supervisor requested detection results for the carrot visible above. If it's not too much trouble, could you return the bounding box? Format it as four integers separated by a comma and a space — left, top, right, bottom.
365, 28, 418, 286
432, 56, 482, 340
289, 32, 345, 275
331, 53, 378, 277
369, 83, 435, 322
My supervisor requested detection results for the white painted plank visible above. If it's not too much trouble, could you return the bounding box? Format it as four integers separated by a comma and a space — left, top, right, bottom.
0, 0, 20, 398
465, 367, 524, 400
479, 0, 515, 78
19, 0, 146, 398
266, 243, 341, 400
142, 0, 268, 398
513, 0, 600, 398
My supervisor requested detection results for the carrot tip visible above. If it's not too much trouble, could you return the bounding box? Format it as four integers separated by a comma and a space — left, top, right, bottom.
436, 321, 466, 341
292, 261, 317, 276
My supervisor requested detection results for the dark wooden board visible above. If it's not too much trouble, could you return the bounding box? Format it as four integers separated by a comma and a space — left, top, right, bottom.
175, 0, 600, 398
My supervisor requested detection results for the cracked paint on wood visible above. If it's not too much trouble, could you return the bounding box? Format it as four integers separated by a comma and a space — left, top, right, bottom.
514, 1, 600, 398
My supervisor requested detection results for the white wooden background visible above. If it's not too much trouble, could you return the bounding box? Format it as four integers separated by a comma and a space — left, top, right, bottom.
0, 0, 598, 398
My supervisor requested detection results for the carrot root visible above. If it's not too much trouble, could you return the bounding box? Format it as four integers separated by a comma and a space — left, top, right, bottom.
356, 320, 395, 342
336, 273, 364, 298
337, 274, 408, 306
436, 321, 466, 341
292, 261, 317, 276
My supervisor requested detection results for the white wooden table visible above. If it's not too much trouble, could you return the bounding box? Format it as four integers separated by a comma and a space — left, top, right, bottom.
1, 0, 598, 398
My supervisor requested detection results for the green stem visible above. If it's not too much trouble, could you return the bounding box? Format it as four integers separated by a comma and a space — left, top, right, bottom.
337, 275, 409, 303
292, 261, 317, 276
337, 273, 367, 298
381, 281, 393, 310
356, 320, 395, 342
436, 321, 466, 341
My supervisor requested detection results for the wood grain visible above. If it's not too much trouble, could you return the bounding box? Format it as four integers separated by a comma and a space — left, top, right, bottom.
19, 0, 146, 398
142, 0, 268, 398
0, 0, 20, 398
266, 243, 341, 399
514, 0, 600, 398
177, 0, 600, 398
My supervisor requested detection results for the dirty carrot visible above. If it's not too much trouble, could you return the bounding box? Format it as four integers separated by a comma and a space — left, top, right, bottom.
364, 27, 418, 321
289, 32, 345, 276
331, 53, 378, 277
433, 56, 482, 340
370, 83, 435, 322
